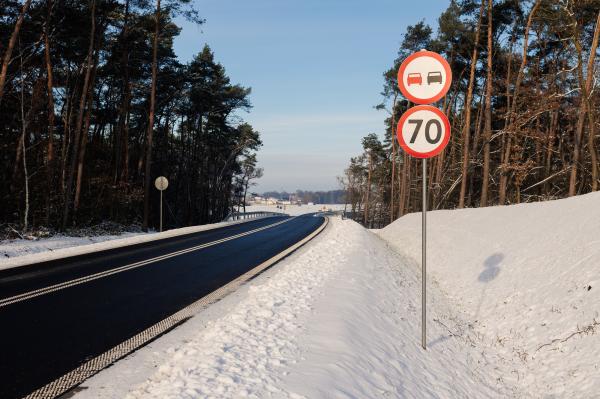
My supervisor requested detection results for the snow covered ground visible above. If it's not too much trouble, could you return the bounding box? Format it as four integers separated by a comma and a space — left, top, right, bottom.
378, 191, 600, 397
59, 193, 600, 397
0, 232, 144, 262
76, 216, 515, 398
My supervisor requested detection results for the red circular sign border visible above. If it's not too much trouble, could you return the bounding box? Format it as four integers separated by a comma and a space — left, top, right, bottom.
397, 50, 452, 105
396, 105, 451, 159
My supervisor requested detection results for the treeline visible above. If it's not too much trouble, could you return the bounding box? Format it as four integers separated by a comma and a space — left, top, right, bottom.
342, 0, 600, 228
0, 0, 262, 232
295, 189, 345, 204
259, 190, 346, 204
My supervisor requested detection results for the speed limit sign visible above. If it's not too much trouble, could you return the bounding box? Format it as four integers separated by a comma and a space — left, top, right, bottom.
396, 105, 450, 159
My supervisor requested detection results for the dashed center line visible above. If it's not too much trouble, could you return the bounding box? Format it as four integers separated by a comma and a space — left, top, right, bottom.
0, 217, 295, 308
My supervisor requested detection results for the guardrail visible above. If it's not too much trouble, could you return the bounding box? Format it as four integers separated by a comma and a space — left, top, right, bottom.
224, 211, 288, 221
310, 209, 344, 217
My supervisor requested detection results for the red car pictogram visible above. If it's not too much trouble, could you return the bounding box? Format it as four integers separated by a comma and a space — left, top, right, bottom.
407, 73, 422, 86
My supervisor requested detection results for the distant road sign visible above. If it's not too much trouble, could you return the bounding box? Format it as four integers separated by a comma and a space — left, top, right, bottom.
154, 176, 168, 191
398, 50, 452, 105
396, 105, 450, 159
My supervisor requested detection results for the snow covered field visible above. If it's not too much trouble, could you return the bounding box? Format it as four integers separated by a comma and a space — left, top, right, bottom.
245, 203, 345, 216
52, 193, 600, 397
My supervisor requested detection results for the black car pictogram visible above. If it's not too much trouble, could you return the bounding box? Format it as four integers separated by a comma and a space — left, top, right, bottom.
427, 71, 442, 84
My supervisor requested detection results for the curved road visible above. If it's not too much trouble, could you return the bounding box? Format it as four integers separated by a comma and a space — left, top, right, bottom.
0, 214, 325, 399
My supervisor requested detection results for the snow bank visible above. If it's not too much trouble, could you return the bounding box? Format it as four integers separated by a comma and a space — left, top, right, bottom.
377, 192, 600, 397
80, 217, 514, 398
0, 217, 272, 271
0, 232, 143, 262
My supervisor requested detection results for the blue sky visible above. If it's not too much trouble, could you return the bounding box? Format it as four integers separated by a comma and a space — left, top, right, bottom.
174, 0, 448, 192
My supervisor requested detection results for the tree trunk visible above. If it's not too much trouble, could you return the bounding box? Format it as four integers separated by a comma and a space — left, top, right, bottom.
543, 110, 557, 196
74, 55, 99, 213
44, 0, 56, 224
364, 152, 372, 226
0, 0, 33, 105
480, 0, 493, 206
20, 52, 29, 231
243, 178, 250, 213
498, 0, 540, 204
121, 103, 131, 182
390, 93, 397, 223
74, 96, 93, 213
398, 156, 406, 217
468, 89, 485, 205
143, 0, 161, 232
570, 11, 599, 194
115, 0, 131, 184
458, 0, 485, 208
589, 108, 598, 191
400, 153, 412, 216
62, 0, 96, 228
60, 75, 75, 193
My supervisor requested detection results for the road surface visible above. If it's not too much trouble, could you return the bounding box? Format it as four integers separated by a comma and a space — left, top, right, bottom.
0, 214, 325, 399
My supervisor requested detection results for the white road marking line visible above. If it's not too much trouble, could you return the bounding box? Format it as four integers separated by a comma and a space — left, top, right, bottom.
24, 217, 328, 399
0, 217, 295, 308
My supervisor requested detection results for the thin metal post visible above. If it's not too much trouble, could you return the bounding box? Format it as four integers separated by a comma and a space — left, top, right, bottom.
422, 158, 427, 350
159, 190, 163, 232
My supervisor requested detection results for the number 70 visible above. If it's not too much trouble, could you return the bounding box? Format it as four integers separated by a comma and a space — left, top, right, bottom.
408, 119, 442, 144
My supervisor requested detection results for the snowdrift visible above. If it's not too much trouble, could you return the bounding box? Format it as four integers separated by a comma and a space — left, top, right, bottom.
378, 192, 600, 397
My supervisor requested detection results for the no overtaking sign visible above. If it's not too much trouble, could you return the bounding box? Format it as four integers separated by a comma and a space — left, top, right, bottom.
397, 50, 452, 105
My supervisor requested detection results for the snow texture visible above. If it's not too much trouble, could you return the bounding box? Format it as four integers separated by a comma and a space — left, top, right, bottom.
81, 217, 513, 398
378, 191, 600, 397
77, 193, 600, 398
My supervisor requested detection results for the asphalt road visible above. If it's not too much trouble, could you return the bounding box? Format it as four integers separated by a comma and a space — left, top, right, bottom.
0, 214, 325, 399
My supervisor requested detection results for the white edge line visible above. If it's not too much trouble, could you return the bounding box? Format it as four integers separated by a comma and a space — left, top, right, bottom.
24, 216, 329, 399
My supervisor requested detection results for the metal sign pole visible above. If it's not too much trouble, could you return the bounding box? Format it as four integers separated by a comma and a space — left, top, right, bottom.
154, 176, 168, 233
422, 158, 427, 350
397, 49, 451, 350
